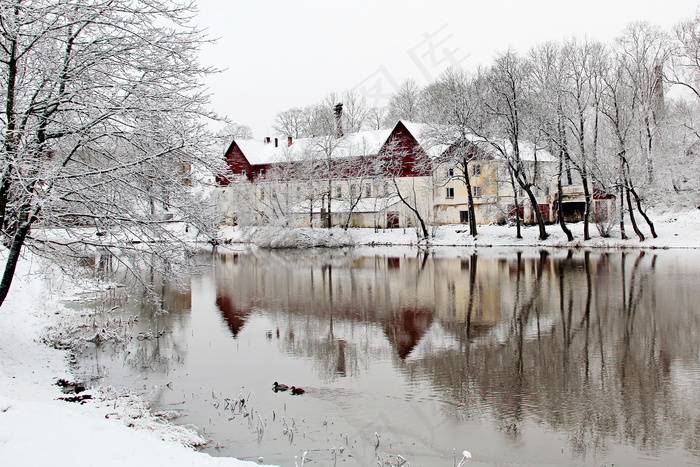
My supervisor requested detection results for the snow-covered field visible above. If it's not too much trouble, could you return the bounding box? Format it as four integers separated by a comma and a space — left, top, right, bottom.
1, 209, 699, 466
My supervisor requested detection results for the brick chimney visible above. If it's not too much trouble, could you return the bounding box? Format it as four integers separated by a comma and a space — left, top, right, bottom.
333, 102, 343, 138
287, 136, 293, 147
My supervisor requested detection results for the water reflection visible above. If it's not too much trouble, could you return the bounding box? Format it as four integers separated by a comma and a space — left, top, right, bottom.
79, 247, 700, 466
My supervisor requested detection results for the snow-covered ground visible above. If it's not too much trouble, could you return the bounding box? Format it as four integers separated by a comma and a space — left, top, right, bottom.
0, 255, 269, 466
1, 209, 699, 466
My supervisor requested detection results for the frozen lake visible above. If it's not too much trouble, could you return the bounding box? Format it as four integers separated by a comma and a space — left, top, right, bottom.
75, 247, 700, 466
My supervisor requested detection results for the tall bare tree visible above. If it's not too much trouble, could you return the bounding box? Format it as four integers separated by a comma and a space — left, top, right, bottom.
422, 68, 486, 237
480, 50, 549, 240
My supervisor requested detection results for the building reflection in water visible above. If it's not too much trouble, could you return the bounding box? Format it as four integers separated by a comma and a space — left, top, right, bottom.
211, 248, 700, 458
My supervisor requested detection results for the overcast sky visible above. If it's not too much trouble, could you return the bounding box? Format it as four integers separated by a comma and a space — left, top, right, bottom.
194, 0, 699, 139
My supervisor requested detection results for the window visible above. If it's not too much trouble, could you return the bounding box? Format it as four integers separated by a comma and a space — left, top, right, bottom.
365, 184, 371, 197
259, 169, 265, 178
460, 210, 469, 223
473, 186, 482, 197
241, 169, 246, 177
335, 186, 342, 198
383, 182, 390, 197
350, 184, 358, 198
473, 164, 482, 176
447, 168, 454, 177
446, 187, 455, 199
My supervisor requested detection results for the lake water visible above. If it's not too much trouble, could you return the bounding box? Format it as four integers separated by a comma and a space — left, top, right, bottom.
75, 247, 700, 466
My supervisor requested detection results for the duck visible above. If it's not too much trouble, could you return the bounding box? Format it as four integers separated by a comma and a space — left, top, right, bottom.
272, 382, 289, 392
290, 386, 305, 395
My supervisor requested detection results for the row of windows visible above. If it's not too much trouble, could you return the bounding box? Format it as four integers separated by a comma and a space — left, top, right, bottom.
262, 184, 484, 201
447, 164, 482, 178
260, 183, 389, 200
446, 186, 482, 199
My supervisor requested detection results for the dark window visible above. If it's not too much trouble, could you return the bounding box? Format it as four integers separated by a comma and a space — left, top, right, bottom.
446, 187, 455, 198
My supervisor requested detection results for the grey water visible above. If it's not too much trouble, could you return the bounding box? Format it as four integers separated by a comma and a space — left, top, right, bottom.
75, 247, 700, 466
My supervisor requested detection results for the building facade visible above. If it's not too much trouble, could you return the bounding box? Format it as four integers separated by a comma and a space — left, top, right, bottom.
216, 121, 605, 229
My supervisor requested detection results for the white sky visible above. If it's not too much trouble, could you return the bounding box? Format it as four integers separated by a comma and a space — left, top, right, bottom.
194, 0, 699, 139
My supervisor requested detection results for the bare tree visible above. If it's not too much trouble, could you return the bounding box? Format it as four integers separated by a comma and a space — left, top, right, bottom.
480, 50, 549, 240
617, 22, 671, 185
600, 44, 659, 241
273, 107, 308, 138
0, 0, 219, 307
383, 79, 424, 127
366, 106, 388, 130
422, 68, 486, 237
336, 89, 369, 133
214, 122, 253, 157
528, 42, 574, 241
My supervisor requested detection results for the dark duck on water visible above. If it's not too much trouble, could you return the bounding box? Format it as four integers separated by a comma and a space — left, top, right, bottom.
272, 382, 289, 392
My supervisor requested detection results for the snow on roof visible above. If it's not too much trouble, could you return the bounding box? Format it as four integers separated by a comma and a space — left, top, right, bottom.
400, 121, 452, 159
483, 139, 557, 162
408, 123, 557, 163
236, 128, 394, 166
234, 121, 554, 166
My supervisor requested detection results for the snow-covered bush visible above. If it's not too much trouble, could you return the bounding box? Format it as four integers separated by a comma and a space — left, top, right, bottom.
245, 227, 355, 249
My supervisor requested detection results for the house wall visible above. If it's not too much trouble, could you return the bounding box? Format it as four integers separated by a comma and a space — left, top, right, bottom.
432, 160, 557, 225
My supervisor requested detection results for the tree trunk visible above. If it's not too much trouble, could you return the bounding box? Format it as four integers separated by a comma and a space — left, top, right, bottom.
581, 172, 591, 241
509, 169, 522, 239
524, 185, 548, 240
0, 222, 31, 308
618, 184, 627, 240
461, 158, 478, 237
629, 187, 658, 238
557, 148, 574, 241
626, 187, 645, 241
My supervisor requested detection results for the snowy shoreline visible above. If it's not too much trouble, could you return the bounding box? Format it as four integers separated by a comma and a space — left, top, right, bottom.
220, 208, 700, 251
1, 209, 699, 466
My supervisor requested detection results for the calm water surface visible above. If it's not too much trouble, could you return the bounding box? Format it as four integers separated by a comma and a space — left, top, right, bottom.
75, 247, 700, 466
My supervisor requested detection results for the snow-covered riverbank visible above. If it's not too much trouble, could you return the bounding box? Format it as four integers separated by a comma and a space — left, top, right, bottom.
221, 208, 700, 250
0, 255, 269, 467
1, 209, 699, 466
